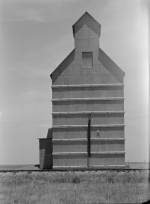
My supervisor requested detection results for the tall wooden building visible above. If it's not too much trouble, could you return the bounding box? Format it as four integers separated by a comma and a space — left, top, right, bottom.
40, 12, 126, 169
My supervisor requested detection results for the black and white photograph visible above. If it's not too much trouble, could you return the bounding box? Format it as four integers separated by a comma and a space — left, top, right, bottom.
0, 0, 149, 203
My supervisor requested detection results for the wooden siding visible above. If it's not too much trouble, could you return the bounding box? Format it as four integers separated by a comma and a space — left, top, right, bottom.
52, 83, 123, 97
53, 128, 124, 139
53, 99, 124, 112
53, 139, 125, 152
53, 153, 125, 166
53, 112, 124, 125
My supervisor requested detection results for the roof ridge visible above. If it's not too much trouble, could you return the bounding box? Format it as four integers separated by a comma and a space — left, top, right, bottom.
72, 12, 101, 37
72, 11, 100, 27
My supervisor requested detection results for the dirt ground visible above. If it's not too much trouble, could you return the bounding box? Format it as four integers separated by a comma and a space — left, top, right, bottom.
0, 170, 149, 204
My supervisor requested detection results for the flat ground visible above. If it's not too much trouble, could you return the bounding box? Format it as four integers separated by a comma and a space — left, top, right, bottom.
0, 170, 149, 204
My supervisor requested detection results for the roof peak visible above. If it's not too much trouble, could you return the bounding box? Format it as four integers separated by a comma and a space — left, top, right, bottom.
72, 12, 101, 37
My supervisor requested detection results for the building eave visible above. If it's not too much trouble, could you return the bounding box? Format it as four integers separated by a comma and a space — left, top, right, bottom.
98, 48, 125, 82
50, 49, 75, 82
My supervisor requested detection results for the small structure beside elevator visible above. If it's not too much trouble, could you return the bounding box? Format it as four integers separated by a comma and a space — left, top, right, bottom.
39, 12, 126, 170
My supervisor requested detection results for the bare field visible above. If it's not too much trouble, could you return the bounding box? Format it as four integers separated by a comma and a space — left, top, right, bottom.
0, 170, 149, 204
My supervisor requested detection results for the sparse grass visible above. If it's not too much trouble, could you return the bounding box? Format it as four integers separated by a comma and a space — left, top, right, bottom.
0, 170, 149, 204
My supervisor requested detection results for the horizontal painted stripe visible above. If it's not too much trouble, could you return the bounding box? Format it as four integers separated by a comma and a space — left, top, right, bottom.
52, 111, 124, 116
90, 165, 126, 168
53, 151, 125, 158
52, 97, 124, 102
52, 83, 123, 89
53, 151, 125, 155
53, 138, 124, 142
52, 124, 124, 130
53, 165, 127, 169
53, 165, 87, 169
53, 138, 124, 145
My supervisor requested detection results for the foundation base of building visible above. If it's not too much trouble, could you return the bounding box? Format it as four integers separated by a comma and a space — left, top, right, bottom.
51, 164, 128, 171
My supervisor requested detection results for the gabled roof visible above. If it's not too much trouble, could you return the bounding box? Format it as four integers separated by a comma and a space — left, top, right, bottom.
72, 12, 101, 37
50, 49, 75, 82
50, 48, 124, 82
50, 12, 125, 83
98, 49, 125, 81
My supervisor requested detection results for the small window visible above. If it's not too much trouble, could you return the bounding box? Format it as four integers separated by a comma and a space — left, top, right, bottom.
82, 52, 93, 68
96, 130, 101, 137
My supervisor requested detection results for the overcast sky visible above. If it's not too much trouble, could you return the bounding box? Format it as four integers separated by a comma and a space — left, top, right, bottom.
0, 0, 149, 164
